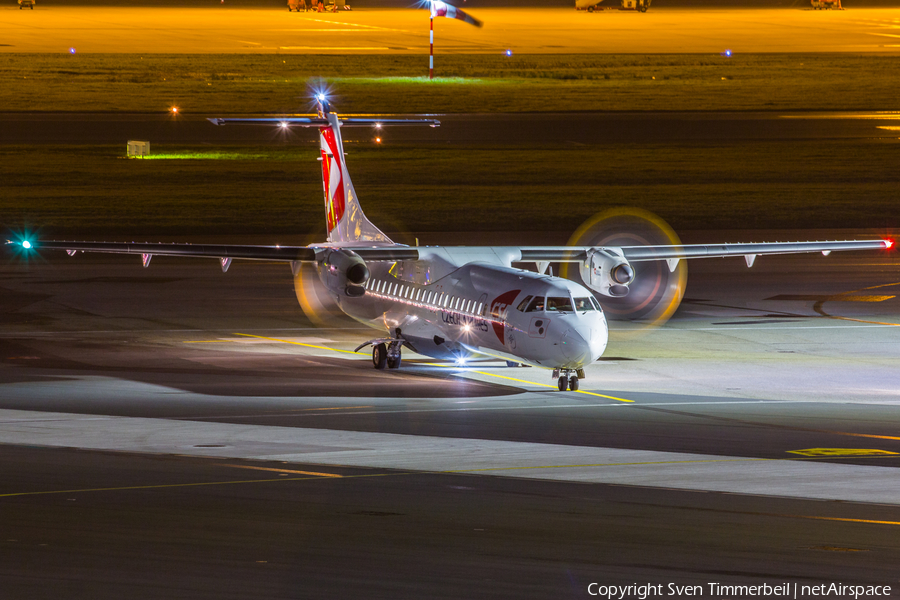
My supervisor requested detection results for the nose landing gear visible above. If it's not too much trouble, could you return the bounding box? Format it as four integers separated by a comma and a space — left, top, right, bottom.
553, 368, 586, 391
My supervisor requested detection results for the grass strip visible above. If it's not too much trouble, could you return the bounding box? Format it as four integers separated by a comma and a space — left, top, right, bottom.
2, 141, 898, 238
3, 54, 900, 113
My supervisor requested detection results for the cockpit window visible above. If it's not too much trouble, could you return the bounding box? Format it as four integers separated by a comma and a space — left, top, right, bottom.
524, 297, 545, 313
516, 295, 533, 311
546, 296, 573, 312
574, 297, 596, 312
590, 296, 603, 311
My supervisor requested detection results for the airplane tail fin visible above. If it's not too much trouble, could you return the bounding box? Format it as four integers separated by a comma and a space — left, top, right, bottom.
316, 98, 391, 244
208, 98, 439, 245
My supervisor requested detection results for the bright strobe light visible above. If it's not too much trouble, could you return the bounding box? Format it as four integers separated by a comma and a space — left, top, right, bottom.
22, 240, 32, 249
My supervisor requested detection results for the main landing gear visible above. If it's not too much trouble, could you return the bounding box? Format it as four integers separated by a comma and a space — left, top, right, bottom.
553, 368, 586, 392
356, 329, 404, 370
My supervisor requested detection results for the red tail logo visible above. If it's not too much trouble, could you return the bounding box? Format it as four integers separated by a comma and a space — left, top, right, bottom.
490, 289, 520, 344
321, 127, 345, 233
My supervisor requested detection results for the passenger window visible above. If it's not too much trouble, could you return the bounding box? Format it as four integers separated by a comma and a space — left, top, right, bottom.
574, 297, 595, 311
546, 297, 574, 312
525, 297, 545, 313
516, 295, 533, 311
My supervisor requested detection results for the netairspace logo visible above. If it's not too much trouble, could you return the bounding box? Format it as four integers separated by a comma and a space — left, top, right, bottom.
586, 582, 893, 599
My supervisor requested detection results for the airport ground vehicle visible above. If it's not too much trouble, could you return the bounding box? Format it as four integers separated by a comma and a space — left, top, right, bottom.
811, 0, 842, 8
18, 0, 34, 9
576, 0, 650, 12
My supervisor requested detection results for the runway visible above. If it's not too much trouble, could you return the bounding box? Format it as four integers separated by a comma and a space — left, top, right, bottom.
3, 7, 900, 54
1, 243, 899, 596
4, 110, 900, 145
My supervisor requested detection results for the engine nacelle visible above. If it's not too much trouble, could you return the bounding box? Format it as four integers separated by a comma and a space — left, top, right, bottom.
317, 248, 369, 297
579, 248, 635, 298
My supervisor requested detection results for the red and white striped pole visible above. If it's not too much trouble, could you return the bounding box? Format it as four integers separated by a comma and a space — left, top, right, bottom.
429, 13, 434, 80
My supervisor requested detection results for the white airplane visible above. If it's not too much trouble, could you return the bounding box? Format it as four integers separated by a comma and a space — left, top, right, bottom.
8, 96, 892, 392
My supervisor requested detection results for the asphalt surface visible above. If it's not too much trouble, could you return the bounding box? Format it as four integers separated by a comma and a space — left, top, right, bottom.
1, 244, 898, 598
3, 111, 900, 145
3, 7, 900, 54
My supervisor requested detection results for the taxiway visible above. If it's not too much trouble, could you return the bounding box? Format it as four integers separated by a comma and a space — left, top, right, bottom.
3, 7, 900, 54
1, 242, 898, 596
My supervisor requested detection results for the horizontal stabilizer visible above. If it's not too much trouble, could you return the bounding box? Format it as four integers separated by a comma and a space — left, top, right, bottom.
208, 117, 440, 128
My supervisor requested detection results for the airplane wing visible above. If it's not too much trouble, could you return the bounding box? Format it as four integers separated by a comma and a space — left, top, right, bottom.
8, 241, 419, 264
517, 239, 891, 265
10, 239, 888, 264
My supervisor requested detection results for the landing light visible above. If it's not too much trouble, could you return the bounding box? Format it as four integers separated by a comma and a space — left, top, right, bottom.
280, 121, 288, 129
316, 93, 327, 102
22, 241, 32, 249
455, 357, 467, 366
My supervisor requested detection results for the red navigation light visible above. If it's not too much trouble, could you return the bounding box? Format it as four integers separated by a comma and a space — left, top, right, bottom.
886, 238, 895, 250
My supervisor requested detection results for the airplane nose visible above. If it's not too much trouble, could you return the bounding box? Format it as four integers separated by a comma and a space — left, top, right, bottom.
560, 330, 592, 365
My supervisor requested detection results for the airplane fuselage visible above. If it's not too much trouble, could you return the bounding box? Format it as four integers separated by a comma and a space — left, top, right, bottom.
329, 246, 609, 370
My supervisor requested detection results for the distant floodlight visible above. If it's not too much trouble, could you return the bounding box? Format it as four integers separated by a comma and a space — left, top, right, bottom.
280, 121, 288, 128
69, 48, 76, 54
375, 137, 382, 144
22, 240, 32, 249
723, 49, 732, 57
374, 122, 382, 129
316, 93, 326, 102
505, 49, 512, 57
171, 107, 179, 114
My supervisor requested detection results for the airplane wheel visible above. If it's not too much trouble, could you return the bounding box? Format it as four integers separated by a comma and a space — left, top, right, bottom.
569, 376, 579, 391
557, 376, 568, 391
373, 343, 387, 370
387, 350, 402, 369
587, 5, 594, 12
